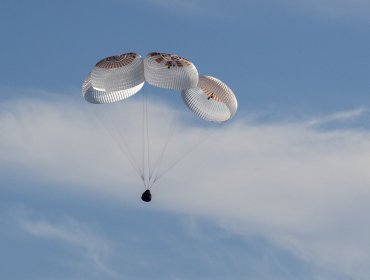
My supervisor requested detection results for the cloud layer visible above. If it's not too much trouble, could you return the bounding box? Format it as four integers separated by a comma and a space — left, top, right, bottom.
1, 94, 370, 279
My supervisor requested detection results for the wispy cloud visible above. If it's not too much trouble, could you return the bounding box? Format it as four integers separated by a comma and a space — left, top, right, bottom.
1, 94, 370, 279
15, 208, 119, 279
160, 117, 370, 279
305, 107, 369, 126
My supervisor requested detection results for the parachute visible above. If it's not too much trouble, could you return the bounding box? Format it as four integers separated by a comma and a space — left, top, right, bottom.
83, 53, 145, 104
182, 75, 237, 122
82, 52, 237, 202
144, 52, 198, 90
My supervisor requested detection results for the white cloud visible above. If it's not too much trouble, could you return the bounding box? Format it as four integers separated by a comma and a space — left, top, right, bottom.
15, 208, 118, 279
159, 118, 370, 279
1, 94, 370, 279
305, 107, 368, 126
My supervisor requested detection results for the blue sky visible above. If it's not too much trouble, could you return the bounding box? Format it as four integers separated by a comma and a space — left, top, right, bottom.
1, 0, 370, 279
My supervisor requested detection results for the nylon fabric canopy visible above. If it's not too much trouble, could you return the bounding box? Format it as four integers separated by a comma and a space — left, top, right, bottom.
144, 52, 199, 90
85, 52, 145, 104
181, 75, 237, 122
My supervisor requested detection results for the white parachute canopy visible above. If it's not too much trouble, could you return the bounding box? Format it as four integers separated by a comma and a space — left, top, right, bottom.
83, 52, 145, 104
144, 52, 199, 90
181, 75, 238, 122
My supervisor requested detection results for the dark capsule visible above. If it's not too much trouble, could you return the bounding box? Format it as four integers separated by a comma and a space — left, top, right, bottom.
141, 189, 152, 202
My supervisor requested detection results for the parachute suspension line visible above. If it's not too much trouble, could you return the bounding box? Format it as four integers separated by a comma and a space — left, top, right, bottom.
152, 122, 224, 186
97, 111, 144, 182
145, 87, 152, 187
148, 108, 180, 189
141, 86, 152, 189
111, 118, 145, 182
142, 87, 147, 188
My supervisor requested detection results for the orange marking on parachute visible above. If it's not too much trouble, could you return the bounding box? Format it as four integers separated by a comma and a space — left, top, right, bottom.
203, 88, 222, 102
